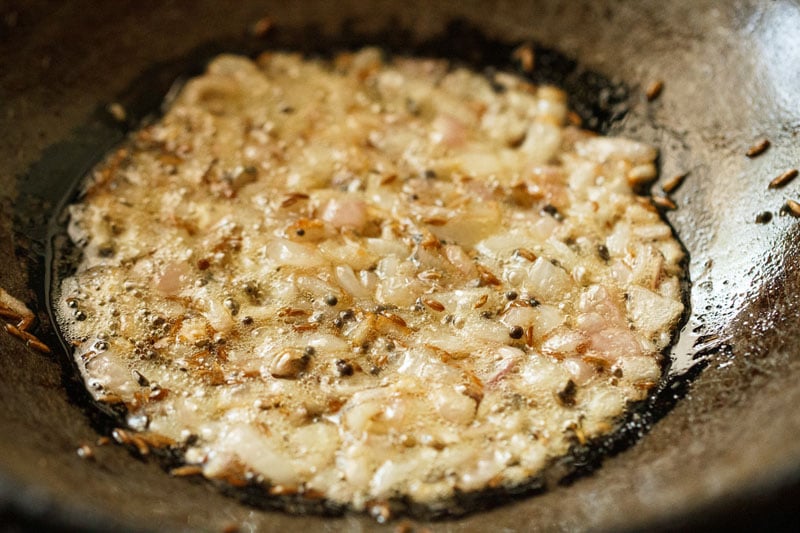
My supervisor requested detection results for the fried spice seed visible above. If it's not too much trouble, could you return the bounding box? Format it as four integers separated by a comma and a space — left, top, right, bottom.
755, 211, 773, 224
107, 102, 127, 122
513, 248, 537, 262
567, 111, 582, 127
336, 359, 354, 377
133, 369, 150, 387
0, 289, 50, 353
170, 465, 204, 477
394, 520, 414, 533
661, 172, 688, 194
645, 80, 664, 101
251, 16, 274, 38
785, 199, 800, 217
651, 195, 677, 210
76, 444, 94, 460
557, 379, 578, 407
476, 264, 502, 286
370, 502, 392, 524
769, 168, 798, 189
222, 523, 241, 533
423, 299, 445, 312
745, 138, 771, 158
4, 323, 51, 353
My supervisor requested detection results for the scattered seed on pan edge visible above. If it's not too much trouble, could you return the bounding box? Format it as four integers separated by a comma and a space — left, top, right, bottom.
786, 199, 800, 217
511, 43, 535, 73
423, 299, 445, 312
662, 172, 688, 194
645, 80, 664, 101
567, 110, 582, 127
55, 49, 688, 515
76, 444, 94, 460
651, 195, 677, 210
745, 138, 771, 158
251, 16, 274, 38
769, 169, 798, 189
170, 465, 204, 477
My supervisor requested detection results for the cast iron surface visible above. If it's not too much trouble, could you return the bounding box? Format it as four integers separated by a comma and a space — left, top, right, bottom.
1, 1, 799, 531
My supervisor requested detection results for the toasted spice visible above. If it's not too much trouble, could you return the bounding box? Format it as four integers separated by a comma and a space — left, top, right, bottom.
745, 138, 771, 158
511, 43, 535, 73
251, 16, 274, 38
280, 192, 309, 208
423, 299, 445, 312
769, 169, 798, 189
133, 369, 150, 387
662, 172, 688, 193
170, 465, 204, 477
567, 421, 587, 445
54, 48, 687, 513
107, 102, 127, 122
4, 323, 51, 353
525, 325, 534, 347
513, 248, 537, 262
336, 359, 355, 377
597, 244, 610, 261
785, 199, 800, 217
0, 288, 50, 353
112, 428, 150, 456
476, 264, 501, 286
380, 173, 398, 186
369, 501, 392, 524
755, 211, 773, 224
651, 195, 677, 210
270, 349, 310, 378
394, 520, 415, 533
566, 111, 582, 127
645, 80, 664, 101
76, 444, 94, 460
222, 523, 241, 533
417, 269, 442, 281
382, 312, 408, 328
422, 217, 448, 226
556, 379, 578, 406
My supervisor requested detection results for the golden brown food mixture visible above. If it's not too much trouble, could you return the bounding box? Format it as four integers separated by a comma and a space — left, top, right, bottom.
56, 48, 684, 510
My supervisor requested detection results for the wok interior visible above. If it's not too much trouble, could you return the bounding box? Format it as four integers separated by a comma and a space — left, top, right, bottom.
1, 1, 799, 530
